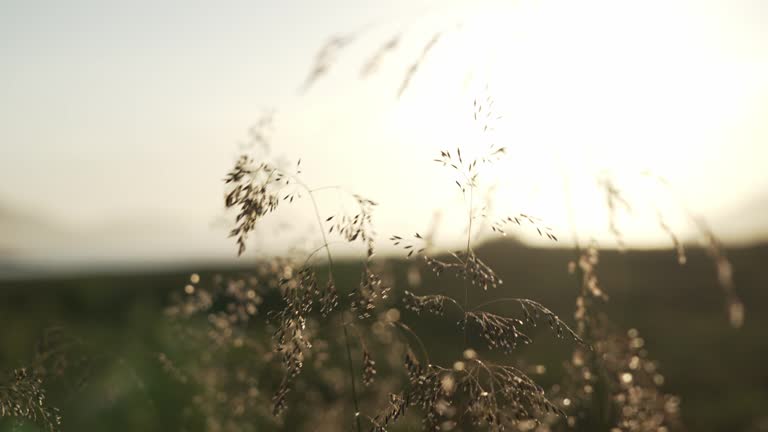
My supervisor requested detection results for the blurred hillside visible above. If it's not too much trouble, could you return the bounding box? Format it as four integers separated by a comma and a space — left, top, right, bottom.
0, 242, 766, 431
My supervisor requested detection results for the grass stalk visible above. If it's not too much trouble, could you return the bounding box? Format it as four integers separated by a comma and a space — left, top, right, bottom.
302, 180, 363, 432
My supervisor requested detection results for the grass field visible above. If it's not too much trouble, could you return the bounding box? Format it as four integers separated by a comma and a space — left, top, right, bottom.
1, 241, 766, 432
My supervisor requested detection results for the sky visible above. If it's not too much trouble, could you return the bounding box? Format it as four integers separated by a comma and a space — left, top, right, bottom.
1, 0, 767, 272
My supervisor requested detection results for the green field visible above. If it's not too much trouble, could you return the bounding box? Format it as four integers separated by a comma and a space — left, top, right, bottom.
1, 242, 766, 432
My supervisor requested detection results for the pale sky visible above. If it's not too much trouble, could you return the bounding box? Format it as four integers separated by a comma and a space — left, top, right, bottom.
1, 0, 767, 271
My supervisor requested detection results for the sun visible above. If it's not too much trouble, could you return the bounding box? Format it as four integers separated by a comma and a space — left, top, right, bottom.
386, 0, 766, 247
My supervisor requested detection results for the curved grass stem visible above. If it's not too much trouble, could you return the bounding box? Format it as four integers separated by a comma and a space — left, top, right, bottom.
464, 185, 474, 348
298, 178, 362, 432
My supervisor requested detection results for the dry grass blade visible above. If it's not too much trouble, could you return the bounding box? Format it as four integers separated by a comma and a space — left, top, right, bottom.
397, 32, 441, 98
403, 291, 462, 316
370, 352, 562, 432
224, 156, 286, 256
461, 311, 532, 353
656, 209, 687, 265
301, 34, 356, 92
0, 369, 61, 432
241, 110, 276, 153
598, 175, 631, 251
327, 194, 378, 258
491, 213, 558, 241
643, 171, 745, 327
693, 217, 745, 328
350, 267, 390, 319
360, 34, 400, 77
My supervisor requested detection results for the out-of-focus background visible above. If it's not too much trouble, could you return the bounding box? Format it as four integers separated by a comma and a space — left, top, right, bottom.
1, 0, 767, 431
1, 244, 767, 431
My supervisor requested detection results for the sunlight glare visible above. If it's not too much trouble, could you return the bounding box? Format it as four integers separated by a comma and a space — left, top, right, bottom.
391, 0, 768, 247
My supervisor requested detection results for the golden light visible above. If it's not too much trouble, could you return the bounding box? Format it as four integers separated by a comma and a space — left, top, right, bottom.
388, 0, 768, 247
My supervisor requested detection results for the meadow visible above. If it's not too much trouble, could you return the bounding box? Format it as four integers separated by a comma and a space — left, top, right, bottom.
1, 241, 765, 431
2, 2, 766, 431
